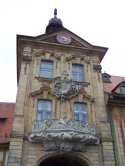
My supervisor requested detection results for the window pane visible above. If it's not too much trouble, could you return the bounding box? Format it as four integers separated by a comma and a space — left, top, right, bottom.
0, 152, 3, 160
41, 61, 53, 69
37, 113, 42, 121
72, 66, 77, 72
40, 61, 53, 78
74, 114, 79, 121
74, 103, 88, 123
121, 86, 125, 94
72, 64, 84, 82
38, 100, 42, 109
77, 74, 83, 82
77, 66, 83, 72
46, 112, 51, 120
37, 100, 52, 121
72, 74, 77, 81
47, 102, 52, 111
79, 113, 84, 121
41, 70, 53, 78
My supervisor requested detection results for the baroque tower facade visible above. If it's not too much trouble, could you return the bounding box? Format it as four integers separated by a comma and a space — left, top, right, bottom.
7, 10, 116, 166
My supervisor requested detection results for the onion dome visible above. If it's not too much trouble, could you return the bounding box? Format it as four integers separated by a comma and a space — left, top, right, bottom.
45, 9, 63, 34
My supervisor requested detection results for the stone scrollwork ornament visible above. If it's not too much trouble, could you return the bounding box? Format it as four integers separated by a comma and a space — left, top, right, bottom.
53, 70, 79, 100
28, 117, 99, 152
23, 47, 32, 57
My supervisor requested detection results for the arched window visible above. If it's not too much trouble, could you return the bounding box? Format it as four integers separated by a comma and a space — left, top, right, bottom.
74, 102, 88, 123
37, 100, 52, 120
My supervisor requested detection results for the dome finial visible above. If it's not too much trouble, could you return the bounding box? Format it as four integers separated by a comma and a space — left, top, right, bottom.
54, 8, 57, 18
45, 8, 63, 34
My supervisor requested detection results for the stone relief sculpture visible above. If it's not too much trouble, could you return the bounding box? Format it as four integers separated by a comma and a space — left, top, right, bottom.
66, 54, 90, 64
23, 47, 32, 57
53, 70, 79, 100
28, 117, 99, 152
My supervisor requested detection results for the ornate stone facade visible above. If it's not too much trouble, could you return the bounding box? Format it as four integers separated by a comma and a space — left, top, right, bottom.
7, 11, 116, 166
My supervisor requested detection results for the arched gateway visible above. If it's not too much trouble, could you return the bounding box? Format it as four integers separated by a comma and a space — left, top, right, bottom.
37, 154, 91, 166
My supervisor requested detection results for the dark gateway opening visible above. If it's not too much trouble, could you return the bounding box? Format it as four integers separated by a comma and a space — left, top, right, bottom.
39, 155, 89, 166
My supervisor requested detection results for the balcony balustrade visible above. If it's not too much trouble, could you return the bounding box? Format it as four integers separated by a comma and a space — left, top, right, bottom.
28, 117, 99, 152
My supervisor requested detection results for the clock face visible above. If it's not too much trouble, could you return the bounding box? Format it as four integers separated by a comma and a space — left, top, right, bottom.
56, 33, 72, 44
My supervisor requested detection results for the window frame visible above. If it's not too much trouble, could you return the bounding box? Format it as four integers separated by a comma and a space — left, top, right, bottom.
72, 64, 84, 82
40, 60, 54, 78
74, 102, 88, 123
37, 99, 52, 121
121, 86, 125, 94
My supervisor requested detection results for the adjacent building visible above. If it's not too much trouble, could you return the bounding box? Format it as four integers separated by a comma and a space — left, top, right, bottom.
103, 74, 125, 166
0, 102, 15, 166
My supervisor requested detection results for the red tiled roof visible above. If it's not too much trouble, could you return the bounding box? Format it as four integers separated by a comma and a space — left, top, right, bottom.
0, 102, 15, 143
103, 75, 125, 93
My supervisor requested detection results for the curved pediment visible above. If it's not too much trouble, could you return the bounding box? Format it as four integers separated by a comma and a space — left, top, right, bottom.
30, 84, 94, 104
66, 53, 90, 64
30, 86, 58, 99
32, 49, 61, 60
67, 88, 95, 103
79, 89, 95, 102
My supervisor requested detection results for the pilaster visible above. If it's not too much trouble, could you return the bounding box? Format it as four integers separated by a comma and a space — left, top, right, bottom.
8, 56, 31, 166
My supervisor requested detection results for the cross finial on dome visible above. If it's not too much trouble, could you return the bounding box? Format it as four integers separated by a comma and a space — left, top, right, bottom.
54, 8, 57, 18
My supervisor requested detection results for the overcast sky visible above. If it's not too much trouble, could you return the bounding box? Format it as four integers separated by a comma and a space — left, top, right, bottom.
0, 0, 125, 102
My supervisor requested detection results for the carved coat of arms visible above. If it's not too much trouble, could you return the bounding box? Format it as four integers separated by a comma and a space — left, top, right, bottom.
53, 70, 79, 99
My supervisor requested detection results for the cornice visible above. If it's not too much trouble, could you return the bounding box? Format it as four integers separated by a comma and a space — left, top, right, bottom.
19, 39, 106, 56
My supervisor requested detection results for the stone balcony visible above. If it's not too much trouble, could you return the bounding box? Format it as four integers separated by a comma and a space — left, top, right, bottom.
28, 117, 99, 152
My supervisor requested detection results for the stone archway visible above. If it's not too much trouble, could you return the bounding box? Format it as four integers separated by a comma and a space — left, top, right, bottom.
38, 154, 90, 166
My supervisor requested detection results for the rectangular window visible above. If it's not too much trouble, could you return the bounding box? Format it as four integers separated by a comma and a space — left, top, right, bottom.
74, 102, 88, 123
37, 100, 52, 121
72, 64, 84, 82
121, 86, 125, 94
40, 60, 53, 78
